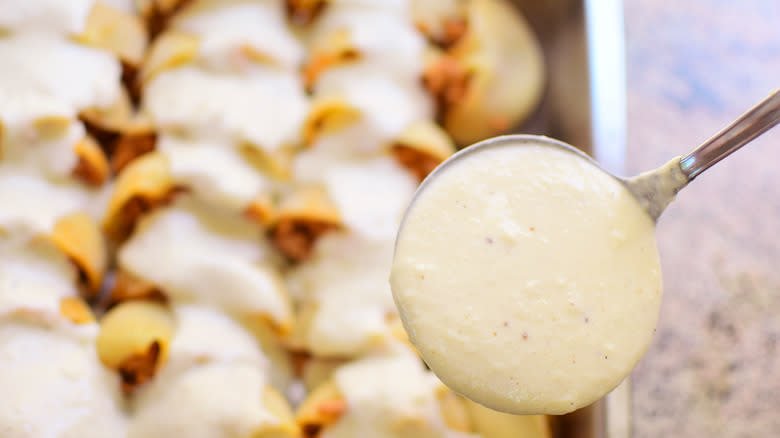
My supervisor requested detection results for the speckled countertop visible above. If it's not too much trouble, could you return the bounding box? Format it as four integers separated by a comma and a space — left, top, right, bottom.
624, 1, 780, 436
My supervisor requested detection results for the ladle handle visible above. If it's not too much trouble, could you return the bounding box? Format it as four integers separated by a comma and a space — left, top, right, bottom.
679, 90, 780, 180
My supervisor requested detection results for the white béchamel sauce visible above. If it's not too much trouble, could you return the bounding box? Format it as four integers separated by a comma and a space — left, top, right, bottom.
143, 66, 308, 153
0, 169, 93, 236
0, 322, 128, 438
391, 143, 663, 415
128, 304, 278, 438
128, 362, 276, 438
328, 344, 474, 438
0, 33, 121, 117
0, 236, 79, 324
118, 196, 289, 324
157, 135, 271, 212
311, 6, 426, 82
172, 0, 304, 71
287, 233, 399, 356
0, 0, 95, 35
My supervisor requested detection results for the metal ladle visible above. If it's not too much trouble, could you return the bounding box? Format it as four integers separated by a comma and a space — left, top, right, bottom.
413, 90, 780, 222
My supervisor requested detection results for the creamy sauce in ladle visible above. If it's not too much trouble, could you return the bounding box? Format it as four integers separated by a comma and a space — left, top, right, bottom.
391, 139, 666, 414
391, 87, 779, 415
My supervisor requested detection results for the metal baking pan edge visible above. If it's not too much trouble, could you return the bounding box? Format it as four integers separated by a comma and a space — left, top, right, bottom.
585, 0, 631, 437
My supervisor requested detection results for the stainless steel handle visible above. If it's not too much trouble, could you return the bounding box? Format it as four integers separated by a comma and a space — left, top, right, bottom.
679, 90, 780, 180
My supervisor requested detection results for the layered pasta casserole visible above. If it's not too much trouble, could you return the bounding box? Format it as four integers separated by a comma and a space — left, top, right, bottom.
0, 0, 547, 436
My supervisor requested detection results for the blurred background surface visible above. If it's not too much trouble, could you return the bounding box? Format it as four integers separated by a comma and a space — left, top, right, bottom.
625, 0, 780, 436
